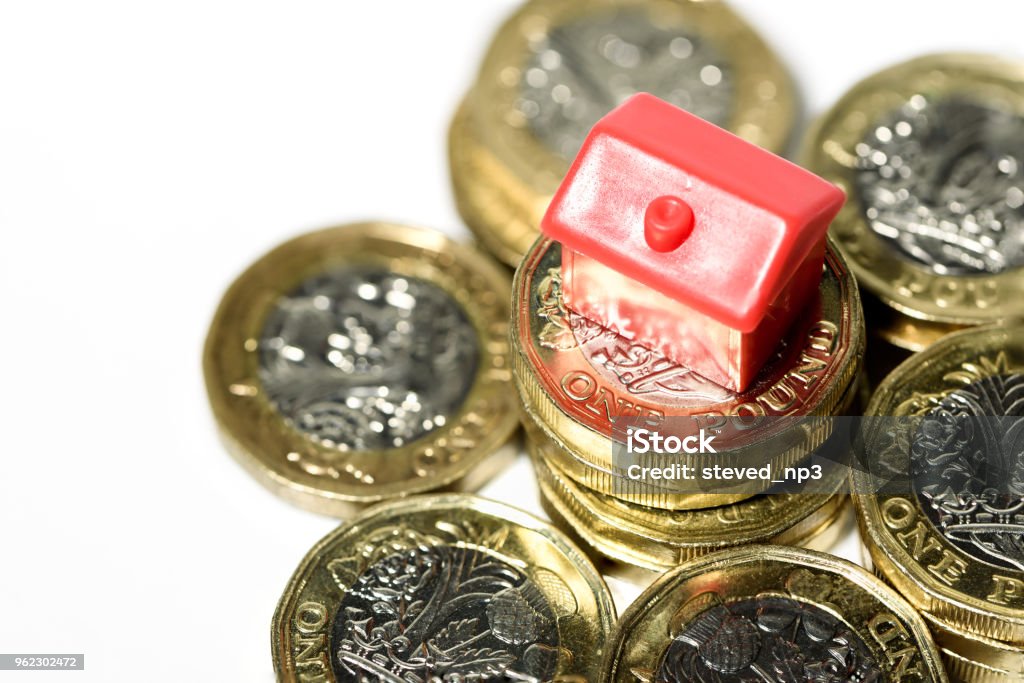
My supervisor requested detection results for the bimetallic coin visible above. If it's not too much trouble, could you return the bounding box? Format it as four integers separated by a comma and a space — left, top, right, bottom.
512, 237, 864, 509
204, 223, 519, 516
805, 54, 1024, 335
602, 545, 947, 682
450, 0, 795, 266
529, 433, 848, 572
854, 322, 1024, 643
272, 494, 615, 682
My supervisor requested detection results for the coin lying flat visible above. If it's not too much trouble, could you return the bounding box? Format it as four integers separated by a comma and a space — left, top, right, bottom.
529, 432, 848, 572
512, 237, 863, 510
450, 0, 795, 266
854, 322, 1024, 644
804, 54, 1024, 343
272, 494, 616, 682
602, 545, 947, 682
204, 223, 519, 516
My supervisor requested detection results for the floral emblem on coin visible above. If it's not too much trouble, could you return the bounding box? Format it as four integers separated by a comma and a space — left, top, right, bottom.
638, 592, 879, 683
535, 245, 731, 402
855, 97, 1024, 275
331, 543, 560, 682
911, 354, 1024, 570
259, 267, 479, 451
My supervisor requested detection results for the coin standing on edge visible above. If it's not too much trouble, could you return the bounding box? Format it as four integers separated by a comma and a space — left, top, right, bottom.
854, 323, 1024, 646
602, 545, 947, 682
450, 0, 795, 266
273, 494, 616, 682
804, 54, 1024, 350
204, 223, 519, 516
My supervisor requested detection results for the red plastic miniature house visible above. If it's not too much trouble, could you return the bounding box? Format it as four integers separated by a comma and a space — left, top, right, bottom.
541, 93, 845, 392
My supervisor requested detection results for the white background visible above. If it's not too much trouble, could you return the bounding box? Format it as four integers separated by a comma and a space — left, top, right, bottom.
1, 2, 1022, 680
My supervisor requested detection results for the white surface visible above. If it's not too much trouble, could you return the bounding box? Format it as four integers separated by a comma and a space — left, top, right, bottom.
0, 2, 1021, 680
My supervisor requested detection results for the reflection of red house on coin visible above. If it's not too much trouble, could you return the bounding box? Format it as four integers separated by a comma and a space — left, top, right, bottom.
541, 93, 845, 392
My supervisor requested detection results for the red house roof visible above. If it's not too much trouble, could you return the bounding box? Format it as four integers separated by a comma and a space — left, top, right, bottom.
541, 93, 845, 333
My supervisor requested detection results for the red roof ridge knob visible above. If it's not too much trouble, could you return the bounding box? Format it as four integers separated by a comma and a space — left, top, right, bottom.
644, 195, 694, 252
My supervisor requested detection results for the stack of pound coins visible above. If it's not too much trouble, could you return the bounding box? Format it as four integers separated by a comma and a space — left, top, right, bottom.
449, 0, 795, 267
204, 223, 521, 517
511, 235, 866, 573
803, 54, 1024, 387
854, 323, 1024, 681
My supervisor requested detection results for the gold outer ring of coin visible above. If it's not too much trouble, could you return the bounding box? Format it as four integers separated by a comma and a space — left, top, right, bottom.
512, 237, 864, 509
450, 0, 796, 266
803, 53, 1024, 328
528, 432, 849, 572
862, 290, 966, 354
272, 493, 616, 682
853, 322, 1024, 643
203, 223, 519, 516
925, 612, 1024, 683
601, 545, 948, 682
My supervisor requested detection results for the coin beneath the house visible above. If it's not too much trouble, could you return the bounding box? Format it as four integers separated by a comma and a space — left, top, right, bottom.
602, 545, 947, 682
804, 54, 1024, 348
854, 322, 1024, 644
203, 223, 518, 516
272, 494, 615, 682
450, 0, 795, 265
512, 237, 863, 510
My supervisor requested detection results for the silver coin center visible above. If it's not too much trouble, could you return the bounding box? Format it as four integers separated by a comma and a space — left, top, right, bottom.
258, 267, 479, 451
912, 372, 1024, 570
332, 545, 559, 681
657, 595, 878, 681
518, 8, 734, 161
855, 96, 1024, 274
